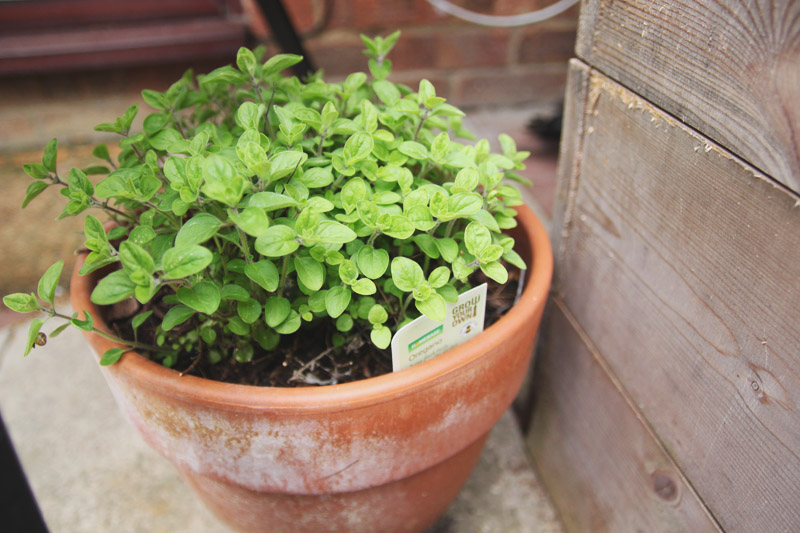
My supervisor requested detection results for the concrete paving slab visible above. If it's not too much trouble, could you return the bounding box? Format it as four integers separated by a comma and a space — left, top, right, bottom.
0, 313, 562, 532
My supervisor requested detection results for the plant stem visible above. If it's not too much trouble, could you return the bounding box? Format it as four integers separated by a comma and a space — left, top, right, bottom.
367, 231, 379, 247
444, 219, 457, 238
375, 283, 396, 314
315, 130, 327, 157
91, 328, 160, 352
53, 176, 137, 225
131, 145, 147, 164
331, 173, 346, 189
144, 201, 181, 229
48, 309, 160, 352
418, 163, 432, 181
213, 235, 228, 273
262, 87, 276, 139
278, 256, 290, 296
234, 223, 261, 293
234, 220, 254, 264
90, 199, 137, 224
399, 292, 414, 318
413, 110, 429, 141
170, 110, 187, 138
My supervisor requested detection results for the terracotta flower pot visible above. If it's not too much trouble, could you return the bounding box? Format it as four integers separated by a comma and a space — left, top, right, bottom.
70, 205, 552, 533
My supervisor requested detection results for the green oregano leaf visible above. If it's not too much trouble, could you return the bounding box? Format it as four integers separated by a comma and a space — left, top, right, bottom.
228, 207, 270, 237
255, 225, 299, 257
447, 192, 483, 218
464, 221, 492, 256
119, 241, 155, 276
22, 181, 49, 208
264, 296, 291, 328
391, 257, 424, 292
22, 318, 45, 356
274, 310, 301, 334
435, 238, 459, 263
343, 131, 374, 167
372, 80, 401, 105
245, 260, 280, 292
352, 278, 377, 295
480, 261, 508, 284
237, 298, 262, 324
162, 245, 213, 279
220, 284, 250, 301
370, 325, 391, 349
325, 285, 351, 318
356, 246, 389, 279
175, 213, 222, 247
3, 293, 40, 313
338, 259, 359, 284
502, 249, 527, 270
177, 281, 221, 315
70, 310, 94, 332
100, 348, 127, 366
37, 260, 64, 304
428, 266, 450, 288
397, 141, 428, 160
228, 316, 250, 336
236, 47, 257, 76
49, 322, 72, 339
437, 284, 459, 303
294, 256, 325, 291
131, 311, 153, 333
42, 138, 58, 172
314, 220, 357, 244
335, 314, 354, 332
91, 270, 136, 305
415, 292, 446, 322
262, 53, 303, 78
383, 215, 414, 239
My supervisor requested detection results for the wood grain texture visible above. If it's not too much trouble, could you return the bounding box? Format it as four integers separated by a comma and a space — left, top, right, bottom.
557, 69, 800, 531
576, 0, 800, 193
550, 59, 590, 290
528, 302, 719, 532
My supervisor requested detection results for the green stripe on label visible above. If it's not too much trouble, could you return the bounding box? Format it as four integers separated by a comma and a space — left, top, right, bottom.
408, 324, 443, 352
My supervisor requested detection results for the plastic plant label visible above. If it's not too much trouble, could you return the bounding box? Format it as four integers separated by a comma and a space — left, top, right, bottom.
391, 283, 487, 372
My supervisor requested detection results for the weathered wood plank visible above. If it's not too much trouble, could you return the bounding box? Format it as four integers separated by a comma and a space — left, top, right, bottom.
550, 59, 590, 289
558, 69, 800, 531
528, 302, 719, 532
513, 59, 592, 429
576, 0, 800, 193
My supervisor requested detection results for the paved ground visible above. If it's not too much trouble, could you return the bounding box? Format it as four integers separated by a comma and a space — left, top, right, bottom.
0, 76, 563, 531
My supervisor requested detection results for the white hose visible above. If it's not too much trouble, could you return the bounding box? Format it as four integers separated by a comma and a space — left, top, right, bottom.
426, 0, 579, 27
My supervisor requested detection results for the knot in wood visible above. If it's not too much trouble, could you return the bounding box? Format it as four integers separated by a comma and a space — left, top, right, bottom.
650, 471, 678, 502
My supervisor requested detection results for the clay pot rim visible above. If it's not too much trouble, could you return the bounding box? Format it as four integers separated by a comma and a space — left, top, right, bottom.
70, 205, 552, 414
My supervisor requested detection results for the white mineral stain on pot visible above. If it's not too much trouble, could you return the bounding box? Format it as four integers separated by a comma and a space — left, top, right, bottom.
104, 383, 467, 494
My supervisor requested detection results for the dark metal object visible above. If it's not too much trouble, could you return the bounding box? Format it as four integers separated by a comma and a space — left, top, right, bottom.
0, 412, 48, 533
254, 0, 316, 77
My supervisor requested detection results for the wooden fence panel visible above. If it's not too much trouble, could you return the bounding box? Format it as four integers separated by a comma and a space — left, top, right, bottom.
576, 0, 800, 193
553, 66, 800, 531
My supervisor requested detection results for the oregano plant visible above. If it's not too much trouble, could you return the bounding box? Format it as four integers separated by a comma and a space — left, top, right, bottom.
3, 32, 532, 384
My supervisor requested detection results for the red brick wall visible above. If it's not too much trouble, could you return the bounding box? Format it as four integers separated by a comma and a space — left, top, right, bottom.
248, 0, 578, 108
